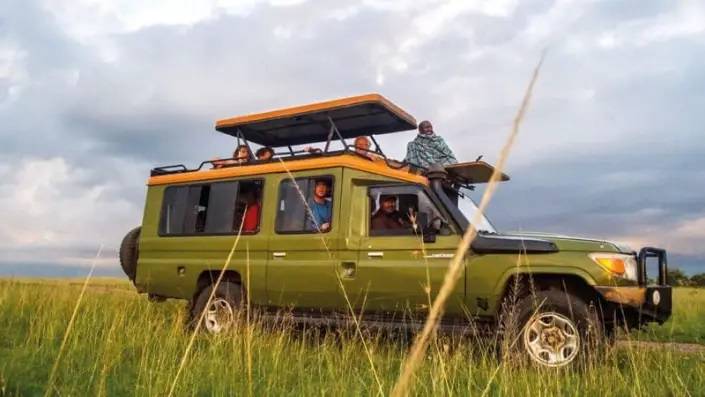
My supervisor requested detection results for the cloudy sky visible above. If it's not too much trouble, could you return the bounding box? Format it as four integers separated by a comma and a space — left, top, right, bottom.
1, 0, 703, 275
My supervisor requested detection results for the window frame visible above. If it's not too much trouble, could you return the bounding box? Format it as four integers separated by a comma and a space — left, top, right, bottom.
158, 178, 265, 237
274, 174, 336, 235
366, 183, 458, 237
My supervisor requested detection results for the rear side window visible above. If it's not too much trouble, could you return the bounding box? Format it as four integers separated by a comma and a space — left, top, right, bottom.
160, 179, 262, 236
161, 186, 190, 235
275, 176, 334, 233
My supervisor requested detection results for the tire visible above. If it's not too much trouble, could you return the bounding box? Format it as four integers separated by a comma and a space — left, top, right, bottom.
190, 281, 243, 334
499, 289, 603, 368
119, 227, 141, 282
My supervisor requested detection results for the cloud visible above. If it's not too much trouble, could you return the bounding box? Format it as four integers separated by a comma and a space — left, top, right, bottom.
0, 157, 145, 266
0, 0, 703, 271
630, 216, 705, 257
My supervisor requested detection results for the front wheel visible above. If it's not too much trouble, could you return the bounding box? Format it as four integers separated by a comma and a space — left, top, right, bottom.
190, 281, 243, 334
501, 290, 603, 368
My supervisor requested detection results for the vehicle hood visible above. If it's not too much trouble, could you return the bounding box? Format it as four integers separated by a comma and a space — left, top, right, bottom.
502, 231, 629, 253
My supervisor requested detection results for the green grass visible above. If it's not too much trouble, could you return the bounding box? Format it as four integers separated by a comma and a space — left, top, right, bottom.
0, 279, 703, 396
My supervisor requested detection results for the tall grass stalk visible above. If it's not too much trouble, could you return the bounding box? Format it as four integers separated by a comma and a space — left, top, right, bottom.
43, 244, 103, 397
392, 53, 545, 397
167, 211, 247, 397
277, 157, 386, 395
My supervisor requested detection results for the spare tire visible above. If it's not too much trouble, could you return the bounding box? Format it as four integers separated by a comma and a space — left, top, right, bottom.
119, 226, 141, 282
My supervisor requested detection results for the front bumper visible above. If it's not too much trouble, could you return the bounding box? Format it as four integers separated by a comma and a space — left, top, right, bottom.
594, 247, 672, 324
594, 285, 672, 323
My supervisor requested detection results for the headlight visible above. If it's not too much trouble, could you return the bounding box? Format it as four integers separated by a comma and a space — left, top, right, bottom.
588, 253, 638, 281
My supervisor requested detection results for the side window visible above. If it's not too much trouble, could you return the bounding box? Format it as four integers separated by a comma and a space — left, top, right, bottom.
161, 186, 190, 235
160, 179, 263, 235
204, 182, 238, 233
183, 185, 211, 233
232, 180, 263, 233
369, 185, 454, 236
276, 176, 334, 233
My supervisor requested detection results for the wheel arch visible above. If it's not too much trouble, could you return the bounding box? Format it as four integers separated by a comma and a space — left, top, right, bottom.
495, 268, 601, 312
193, 270, 243, 302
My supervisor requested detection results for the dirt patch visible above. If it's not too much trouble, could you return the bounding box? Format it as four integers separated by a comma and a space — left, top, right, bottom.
617, 340, 705, 354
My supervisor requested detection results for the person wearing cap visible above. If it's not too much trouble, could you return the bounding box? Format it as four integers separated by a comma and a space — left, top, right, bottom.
404, 120, 457, 168
371, 194, 407, 231
256, 146, 274, 161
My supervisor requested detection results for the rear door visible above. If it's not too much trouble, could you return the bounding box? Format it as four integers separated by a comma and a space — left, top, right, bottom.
265, 169, 344, 310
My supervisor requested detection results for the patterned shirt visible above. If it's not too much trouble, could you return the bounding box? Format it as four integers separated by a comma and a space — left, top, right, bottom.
404, 133, 457, 168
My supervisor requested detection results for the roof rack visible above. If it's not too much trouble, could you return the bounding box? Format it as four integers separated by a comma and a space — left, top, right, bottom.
149, 146, 425, 177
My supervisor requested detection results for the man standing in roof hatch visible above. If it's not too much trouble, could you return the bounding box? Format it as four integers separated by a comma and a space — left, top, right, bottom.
404, 120, 457, 168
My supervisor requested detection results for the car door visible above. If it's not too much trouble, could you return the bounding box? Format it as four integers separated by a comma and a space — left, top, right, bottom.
347, 184, 466, 316
265, 169, 343, 311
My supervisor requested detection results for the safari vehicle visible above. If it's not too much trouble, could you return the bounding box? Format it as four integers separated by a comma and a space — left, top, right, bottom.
120, 94, 672, 367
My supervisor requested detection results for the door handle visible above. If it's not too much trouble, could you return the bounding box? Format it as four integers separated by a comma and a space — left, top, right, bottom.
367, 252, 384, 258
272, 252, 286, 258
423, 253, 455, 259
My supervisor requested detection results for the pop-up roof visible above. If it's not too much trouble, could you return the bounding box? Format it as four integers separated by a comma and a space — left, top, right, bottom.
215, 93, 417, 147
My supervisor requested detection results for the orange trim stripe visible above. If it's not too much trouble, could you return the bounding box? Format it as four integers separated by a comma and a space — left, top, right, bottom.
148, 154, 428, 186
215, 93, 416, 130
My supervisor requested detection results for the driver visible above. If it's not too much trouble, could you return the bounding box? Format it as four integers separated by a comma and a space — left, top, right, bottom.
371, 194, 407, 230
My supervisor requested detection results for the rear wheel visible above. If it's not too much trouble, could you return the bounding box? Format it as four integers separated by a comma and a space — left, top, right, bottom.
119, 227, 141, 282
500, 289, 603, 368
190, 281, 243, 334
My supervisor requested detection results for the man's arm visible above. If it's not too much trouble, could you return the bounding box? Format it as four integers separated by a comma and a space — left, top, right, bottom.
438, 138, 457, 164
404, 141, 418, 165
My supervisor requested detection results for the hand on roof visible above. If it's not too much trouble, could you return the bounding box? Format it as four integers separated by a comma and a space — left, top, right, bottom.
304, 146, 323, 154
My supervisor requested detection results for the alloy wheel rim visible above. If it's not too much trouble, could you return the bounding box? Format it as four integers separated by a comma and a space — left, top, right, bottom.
523, 311, 580, 367
204, 298, 234, 334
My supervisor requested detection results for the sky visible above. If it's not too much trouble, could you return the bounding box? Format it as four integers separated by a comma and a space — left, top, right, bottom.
0, 0, 704, 275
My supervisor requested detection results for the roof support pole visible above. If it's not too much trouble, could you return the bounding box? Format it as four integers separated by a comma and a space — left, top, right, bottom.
235, 128, 255, 160
323, 121, 335, 153
369, 135, 385, 156
325, 116, 348, 153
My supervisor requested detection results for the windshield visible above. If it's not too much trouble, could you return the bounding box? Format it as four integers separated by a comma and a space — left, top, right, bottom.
457, 191, 496, 233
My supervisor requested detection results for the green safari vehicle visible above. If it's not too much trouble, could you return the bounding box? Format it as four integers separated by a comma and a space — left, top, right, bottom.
120, 94, 672, 367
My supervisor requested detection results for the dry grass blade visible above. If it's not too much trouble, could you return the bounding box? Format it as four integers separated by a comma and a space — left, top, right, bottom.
391, 52, 545, 397
166, 210, 247, 397
44, 244, 104, 397
245, 243, 254, 397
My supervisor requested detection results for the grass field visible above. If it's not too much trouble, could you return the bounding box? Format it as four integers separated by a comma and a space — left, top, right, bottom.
0, 278, 703, 396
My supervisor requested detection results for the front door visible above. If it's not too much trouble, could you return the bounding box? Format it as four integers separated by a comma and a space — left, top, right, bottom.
346, 184, 466, 318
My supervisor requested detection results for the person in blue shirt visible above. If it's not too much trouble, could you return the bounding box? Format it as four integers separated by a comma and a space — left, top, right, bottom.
308, 179, 332, 232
